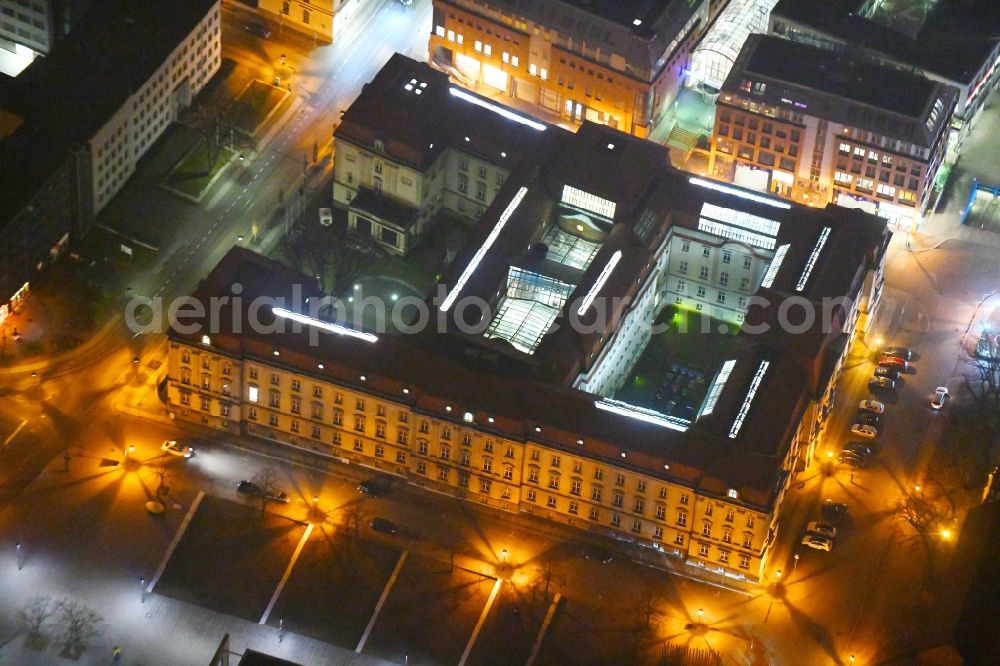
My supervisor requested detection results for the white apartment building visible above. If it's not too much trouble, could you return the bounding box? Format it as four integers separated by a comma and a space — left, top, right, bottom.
90, 2, 221, 212
259, 0, 368, 43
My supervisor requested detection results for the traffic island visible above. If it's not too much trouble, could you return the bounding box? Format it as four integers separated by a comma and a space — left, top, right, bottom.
224, 79, 289, 135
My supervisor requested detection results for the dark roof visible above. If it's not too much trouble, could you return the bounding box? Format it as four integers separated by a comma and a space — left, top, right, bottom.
745, 35, 935, 119
771, 0, 1000, 84
722, 35, 957, 148
238, 649, 305, 666
0, 0, 217, 223
336, 53, 564, 174
350, 187, 419, 230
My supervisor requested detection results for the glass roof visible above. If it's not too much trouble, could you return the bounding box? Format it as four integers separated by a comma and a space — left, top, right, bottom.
542, 226, 602, 271
689, 0, 778, 91
486, 298, 560, 354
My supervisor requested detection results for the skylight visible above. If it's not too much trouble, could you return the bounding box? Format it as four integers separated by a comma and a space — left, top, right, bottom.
699, 359, 736, 418
689, 177, 791, 209
595, 399, 691, 432
701, 203, 780, 236
449, 87, 547, 131
562, 185, 617, 219
698, 220, 776, 250
760, 243, 790, 288
404, 77, 428, 95
486, 299, 560, 354
576, 250, 622, 316
272, 307, 378, 343
728, 360, 769, 439
441, 187, 529, 311
795, 227, 831, 292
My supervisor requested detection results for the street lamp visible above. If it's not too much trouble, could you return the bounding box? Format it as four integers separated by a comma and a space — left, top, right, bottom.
775, 568, 782, 581
500, 548, 508, 563
696, 608, 704, 623
793, 553, 800, 573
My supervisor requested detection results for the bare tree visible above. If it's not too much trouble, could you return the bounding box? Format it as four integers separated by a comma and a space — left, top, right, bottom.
893, 478, 956, 585
19, 595, 55, 648
964, 340, 1000, 421
275, 222, 384, 301
341, 503, 369, 538
246, 466, 286, 519
56, 600, 103, 659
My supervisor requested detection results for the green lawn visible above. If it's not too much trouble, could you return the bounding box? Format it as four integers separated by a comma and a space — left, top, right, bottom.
163, 140, 234, 199
616, 306, 738, 417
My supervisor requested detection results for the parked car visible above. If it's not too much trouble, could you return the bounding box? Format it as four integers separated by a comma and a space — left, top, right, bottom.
879, 354, 908, 371
358, 479, 388, 497
370, 517, 398, 535
931, 386, 949, 410
874, 366, 899, 381
801, 534, 833, 551
838, 451, 869, 467
869, 376, 896, 391
244, 22, 272, 38
856, 411, 881, 427
850, 424, 878, 439
881, 346, 914, 361
581, 546, 614, 564
319, 207, 333, 226
842, 442, 872, 457
161, 439, 194, 458
806, 521, 838, 538
236, 480, 289, 503
821, 499, 848, 519
859, 399, 885, 414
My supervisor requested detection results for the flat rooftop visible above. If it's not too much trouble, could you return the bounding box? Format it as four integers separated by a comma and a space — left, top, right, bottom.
744, 35, 937, 119
771, 0, 1000, 83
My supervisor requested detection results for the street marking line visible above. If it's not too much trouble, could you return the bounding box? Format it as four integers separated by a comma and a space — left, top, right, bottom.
457, 577, 504, 666
2, 418, 26, 448
259, 522, 314, 625
355, 549, 409, 653
147, 490, 205, 594
525, 592, 562, 666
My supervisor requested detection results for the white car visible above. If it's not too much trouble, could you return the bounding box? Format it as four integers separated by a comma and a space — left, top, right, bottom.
850, 424, 878, 439
859, 399, 885, 414
161, 439, 194, 458
801, 534, 833, 551
806, 521, 838, 538
931, 386, 949, 410
319, 207, 333, 226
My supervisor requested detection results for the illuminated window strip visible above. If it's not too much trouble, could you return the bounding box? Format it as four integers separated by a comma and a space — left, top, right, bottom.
562, 184, 617, 219
576, 250, 622, 316
449, 87, 547, 131
701, 202, 780, 237
595, 399, 691, 432
760, 244, 790, 288
441, 186, 529, 311
698, 219, 776, 250
272, 307, 378, 343
728, 360, 769, 439
795, 227, 831, 292
700, 359, 736, 418
689, 177, 792, 209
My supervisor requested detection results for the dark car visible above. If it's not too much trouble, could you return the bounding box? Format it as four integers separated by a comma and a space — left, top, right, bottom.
842, 442, 872, 457
581, 545, 614, 564
882, 346, 913, 361
869, 376, 896, 391
838, 451, 869, 467
821, 499, 848, 519
244, 22, 272, 38
370, 517, 398, 535
874, 366, 899, 381
358, 479, 388, 496
236, 480, 289, 503
856, 412, 881, 427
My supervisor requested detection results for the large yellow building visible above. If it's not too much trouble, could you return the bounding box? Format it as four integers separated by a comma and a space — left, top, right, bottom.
165, 249, 774, 581
428, 0, 709, 137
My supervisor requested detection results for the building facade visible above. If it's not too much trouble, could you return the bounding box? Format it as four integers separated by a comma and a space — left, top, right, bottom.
332, 54, 551, 256
769, 0, 1000, 155
428, 0, 708, 137
259, 0, 368, 43
709, 35, 957, 228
